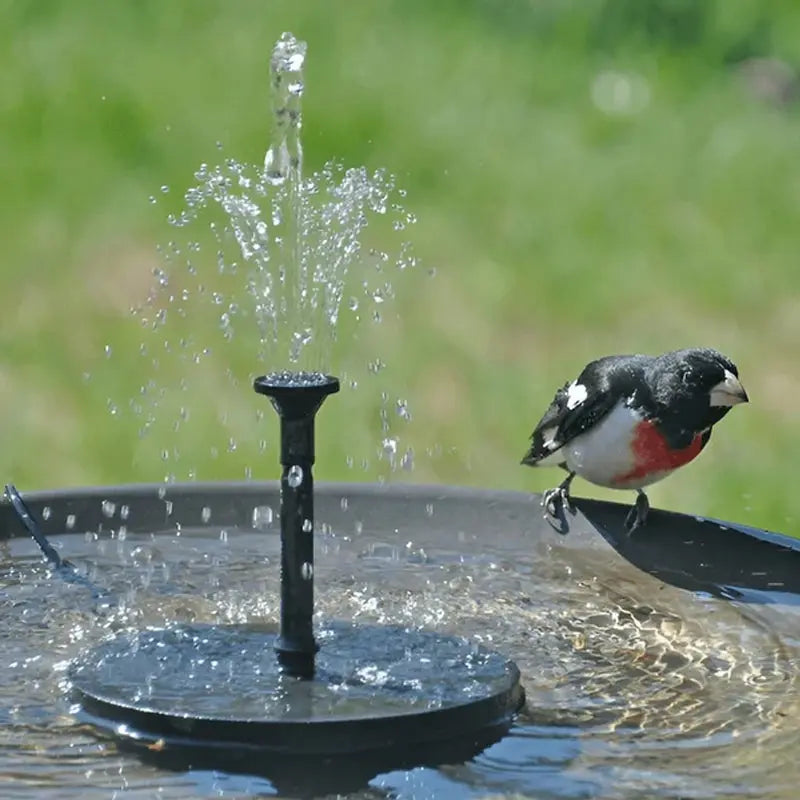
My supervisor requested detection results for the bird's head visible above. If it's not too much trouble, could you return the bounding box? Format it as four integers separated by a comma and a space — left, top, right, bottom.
649, 348, 748, 424
668, 347, 749, 415
685, 349, 748, 408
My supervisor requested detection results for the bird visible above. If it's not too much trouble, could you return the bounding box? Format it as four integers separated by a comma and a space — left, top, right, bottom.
521, 348, 749, 533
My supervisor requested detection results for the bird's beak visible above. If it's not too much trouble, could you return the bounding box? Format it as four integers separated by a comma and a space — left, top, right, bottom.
709, 369, 749, 407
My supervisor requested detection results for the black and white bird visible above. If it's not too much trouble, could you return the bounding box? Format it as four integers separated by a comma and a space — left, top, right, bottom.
521, 348, 749, 532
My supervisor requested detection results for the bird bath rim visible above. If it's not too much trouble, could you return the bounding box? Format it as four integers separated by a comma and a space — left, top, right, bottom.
2, 480, 797, 605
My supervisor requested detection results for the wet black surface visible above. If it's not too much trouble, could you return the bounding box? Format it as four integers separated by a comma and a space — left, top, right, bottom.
574, 497, 800, 603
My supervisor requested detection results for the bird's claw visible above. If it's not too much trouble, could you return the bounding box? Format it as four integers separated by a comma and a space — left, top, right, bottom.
542, 485, 576, 535
624, 491, 650, 535
542, 486, 574, 518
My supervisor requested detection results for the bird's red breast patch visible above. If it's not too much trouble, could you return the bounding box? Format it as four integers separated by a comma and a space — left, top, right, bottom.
613, 420, 704, 486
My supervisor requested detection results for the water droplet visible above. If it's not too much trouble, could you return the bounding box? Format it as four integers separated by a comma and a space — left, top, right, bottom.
42, 506, 51, 520
287, 465, 303, 488
425, 503, 434, 517
101, 500, 116, 518
66, 514, 76, 530
160, 185, 169, 194
340, 497, 349, 511
201, 506, 212, 523
120, 505, 130, 521
301, 562, 313, 580
252, 505, 274, 528
355, 520, 363, 534
219, 529, 228, 543
103, 345, 112, 358
302, 518, 313, 533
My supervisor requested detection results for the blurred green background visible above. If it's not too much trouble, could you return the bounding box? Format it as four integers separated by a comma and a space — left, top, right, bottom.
2, 0, 800, 533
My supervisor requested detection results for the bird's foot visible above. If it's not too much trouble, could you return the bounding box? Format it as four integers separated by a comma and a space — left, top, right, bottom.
624, 490, 649, 535
542, 485, 575, 517
542, 480, 576, 534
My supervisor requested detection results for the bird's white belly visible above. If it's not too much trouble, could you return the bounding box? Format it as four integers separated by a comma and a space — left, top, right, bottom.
561, 401, 670, 490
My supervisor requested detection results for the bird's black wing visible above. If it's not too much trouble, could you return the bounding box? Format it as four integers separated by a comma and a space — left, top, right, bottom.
521, 356, 643, 467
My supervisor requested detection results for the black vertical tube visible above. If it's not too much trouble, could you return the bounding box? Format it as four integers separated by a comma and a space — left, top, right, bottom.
254, 373, 339, 679
275, 413, 317, 677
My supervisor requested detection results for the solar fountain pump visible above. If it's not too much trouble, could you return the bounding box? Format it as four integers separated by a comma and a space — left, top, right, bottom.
62, 366, 525, 790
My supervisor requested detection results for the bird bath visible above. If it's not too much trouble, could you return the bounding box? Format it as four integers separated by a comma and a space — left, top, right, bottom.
4, 29, 800, 800
2, 483, 800, 798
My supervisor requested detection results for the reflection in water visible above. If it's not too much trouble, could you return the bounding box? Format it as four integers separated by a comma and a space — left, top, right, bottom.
1, 485, 799, 798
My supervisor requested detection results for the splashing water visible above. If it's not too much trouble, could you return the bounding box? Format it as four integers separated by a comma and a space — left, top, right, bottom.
125, 32, 420, 480
167, 32, 412, 371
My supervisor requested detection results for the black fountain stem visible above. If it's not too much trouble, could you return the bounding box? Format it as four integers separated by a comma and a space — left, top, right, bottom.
254, 372, 340, 679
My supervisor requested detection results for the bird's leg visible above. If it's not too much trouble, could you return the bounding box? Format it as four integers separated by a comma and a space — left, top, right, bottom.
624, 489, 650, 534
542, 471, 576, 518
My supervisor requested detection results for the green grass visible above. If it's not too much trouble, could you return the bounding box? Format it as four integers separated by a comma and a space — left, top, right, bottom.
2, 0, 800, 534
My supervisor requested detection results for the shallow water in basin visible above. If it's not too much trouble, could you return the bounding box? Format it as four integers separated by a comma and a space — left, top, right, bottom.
1, 485, 799, 799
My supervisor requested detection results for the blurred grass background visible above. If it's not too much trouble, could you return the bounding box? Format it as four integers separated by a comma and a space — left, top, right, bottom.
2, 0, 800, 533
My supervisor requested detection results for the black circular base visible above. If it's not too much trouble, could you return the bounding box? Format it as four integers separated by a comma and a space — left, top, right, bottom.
69, 621, 523, 783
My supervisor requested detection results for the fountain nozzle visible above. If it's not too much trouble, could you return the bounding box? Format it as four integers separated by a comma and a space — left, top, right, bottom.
254, 371, 339, 679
